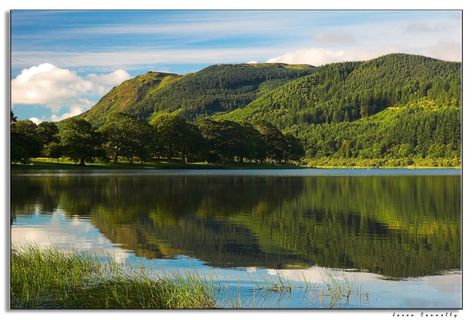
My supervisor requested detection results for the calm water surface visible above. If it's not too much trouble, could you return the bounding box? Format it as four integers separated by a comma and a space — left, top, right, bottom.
11, 169, 462, 308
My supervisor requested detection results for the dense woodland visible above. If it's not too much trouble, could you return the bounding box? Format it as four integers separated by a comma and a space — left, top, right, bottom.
10, 111, 304, 165
11, 53, 462, 167
218, 54, 461, 165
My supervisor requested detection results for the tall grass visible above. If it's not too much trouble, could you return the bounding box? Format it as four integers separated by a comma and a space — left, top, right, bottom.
11, 246, 369, 309
10, 247, 215, 309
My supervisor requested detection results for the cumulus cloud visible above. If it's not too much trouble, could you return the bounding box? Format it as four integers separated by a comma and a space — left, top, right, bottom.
85, 69, 130, 95
11, 63, 131, 120
267, 48, 379, 66
29, 117, 42, 125
267, 43, 461, 67
50, 105, 86, 122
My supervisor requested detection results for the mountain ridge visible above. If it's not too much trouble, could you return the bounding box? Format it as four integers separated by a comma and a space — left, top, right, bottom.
74, 53, 461, 164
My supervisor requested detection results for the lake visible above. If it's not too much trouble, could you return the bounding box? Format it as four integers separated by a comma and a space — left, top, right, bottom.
11, 169, 462, 308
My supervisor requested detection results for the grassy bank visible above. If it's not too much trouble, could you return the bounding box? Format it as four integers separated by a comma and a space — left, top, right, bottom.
10, 247, 215, 309
303, 157, 461, 169
11, 158, 303, 170
11, 157, 461, 170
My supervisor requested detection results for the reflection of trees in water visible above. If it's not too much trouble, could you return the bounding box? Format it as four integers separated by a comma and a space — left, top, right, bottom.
11, 174, 460, 278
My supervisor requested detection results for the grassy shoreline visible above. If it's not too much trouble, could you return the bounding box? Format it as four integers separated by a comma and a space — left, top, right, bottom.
11, 158, 303, 170
11, 157, 460, 170
11, 246, 367, 309
11, 247, 216, 309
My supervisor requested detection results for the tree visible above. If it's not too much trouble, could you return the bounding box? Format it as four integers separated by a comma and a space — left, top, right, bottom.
60, 118, 103, 165
284, 133, 305, 161
37, 122, 60, 156
99, 113, 157, 163
254, 121, 288, 163
11, 120, 42, 163
241, 123, 267, 163
150, 113, 190, 160
43, 142, 63, 162
10, 111, 17, 123
37, 122, 59, 145
197, 119, 248, 163
177, 122, 206, 163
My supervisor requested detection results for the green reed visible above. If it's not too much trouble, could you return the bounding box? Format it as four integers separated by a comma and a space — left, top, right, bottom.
10, 246, 215, 309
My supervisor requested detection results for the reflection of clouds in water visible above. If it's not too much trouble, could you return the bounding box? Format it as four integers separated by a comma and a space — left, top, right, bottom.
265, 266, 461, 308
416, 273, 462, 293
12, 211, 131, 263
267, 266, 381, 284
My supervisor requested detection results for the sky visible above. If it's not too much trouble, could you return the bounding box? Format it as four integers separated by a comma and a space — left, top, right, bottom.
10, 10, 462, 123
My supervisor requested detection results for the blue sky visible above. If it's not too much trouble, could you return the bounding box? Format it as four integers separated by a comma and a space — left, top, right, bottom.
10, 10, 462, 122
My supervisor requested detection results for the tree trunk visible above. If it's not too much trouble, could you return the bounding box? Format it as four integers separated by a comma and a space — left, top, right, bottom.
114, 154, 118, 163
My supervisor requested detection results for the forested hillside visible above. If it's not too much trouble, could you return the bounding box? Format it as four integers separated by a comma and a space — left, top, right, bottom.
134, 63, 316, 120
61, 53, 462, 167
80, 63, 316, 127
218, 54, 461, 166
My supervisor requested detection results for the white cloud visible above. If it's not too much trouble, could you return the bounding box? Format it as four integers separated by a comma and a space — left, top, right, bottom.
12, 63, 131, 119
267, 48, 378, 66
50, 105, 86, 122
29, 117, 42, 125
267, 43, 461, 67
85, 69, 131, 95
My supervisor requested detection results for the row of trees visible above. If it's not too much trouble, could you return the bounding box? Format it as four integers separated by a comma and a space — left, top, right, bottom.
10, 111, 304, 165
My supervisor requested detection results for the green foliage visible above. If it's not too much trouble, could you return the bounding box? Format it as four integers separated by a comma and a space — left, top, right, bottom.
36, 122, 59, 145
197, 119, 248, 162
60, 118, 104, 165
11, 247, 216, 309
134, 64, 315, 120
150, 113, 206, 161
79, 63, 315, 125
22, 54, 461, 166
36, 122, 60, 157
11, 110, 17, 123
219, 54, 461, 163
99, 113, 157, 163
284, 133, 305, 161
298, 99, 460, 164
254, 121, 288, 162
11, 120, 42, 163
81, 72, 181, 127
42, 142, 64, 161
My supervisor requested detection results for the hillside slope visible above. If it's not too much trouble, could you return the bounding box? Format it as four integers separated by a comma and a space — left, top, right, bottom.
80, 63, 316, 127
217, 54, 461, 164
134, 63, 316, 121
81, 72, 181, 127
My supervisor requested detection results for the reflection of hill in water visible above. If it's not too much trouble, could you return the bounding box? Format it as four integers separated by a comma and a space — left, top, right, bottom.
12, 174, 461, 278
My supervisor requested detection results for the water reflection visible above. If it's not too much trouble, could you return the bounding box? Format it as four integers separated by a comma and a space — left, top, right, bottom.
11, 173, 461, 279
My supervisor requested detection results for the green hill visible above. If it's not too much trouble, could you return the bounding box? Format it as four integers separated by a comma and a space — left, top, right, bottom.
217, 54, 461, 165
81, 71, 181, 127
80, 63, 315, 127
76, 53, 461, 166
134, 63, 316, 121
